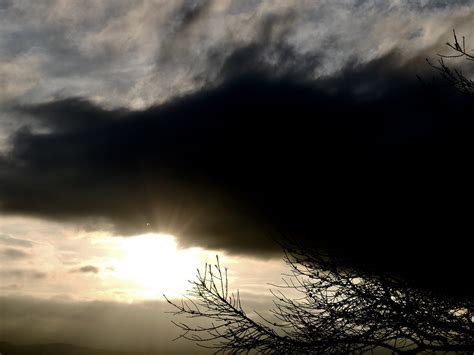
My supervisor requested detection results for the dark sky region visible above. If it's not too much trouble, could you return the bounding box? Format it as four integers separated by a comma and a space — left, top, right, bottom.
0, 0, 473, 353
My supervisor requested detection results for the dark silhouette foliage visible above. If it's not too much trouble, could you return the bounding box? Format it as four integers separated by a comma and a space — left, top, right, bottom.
166, 243, 473, 354
427, 30, 474, 95
165, 32, 474, 354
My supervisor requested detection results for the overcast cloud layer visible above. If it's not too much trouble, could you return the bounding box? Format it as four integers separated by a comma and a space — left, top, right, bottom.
1, 1, 474, 295
0, 295, 202, 353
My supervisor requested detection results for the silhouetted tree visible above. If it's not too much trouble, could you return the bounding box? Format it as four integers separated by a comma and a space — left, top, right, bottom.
165, 31, 474, 354
166, 241, 473, 354
427, 30, 473, 95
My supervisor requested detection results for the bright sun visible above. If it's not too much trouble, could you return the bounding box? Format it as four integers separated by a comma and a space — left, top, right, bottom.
113, 233, 206, 298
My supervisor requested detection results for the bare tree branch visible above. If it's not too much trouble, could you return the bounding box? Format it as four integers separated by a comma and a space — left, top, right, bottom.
428, 30, 474, 95
166, 244, 473, 354
166, 29, 474, 354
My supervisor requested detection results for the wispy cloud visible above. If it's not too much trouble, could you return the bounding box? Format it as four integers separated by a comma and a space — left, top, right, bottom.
71, 265, 100, 274
0, 234, 34, 248
0, 1, 472, 108
0, 269, 47, 280
2, 248, 30, 259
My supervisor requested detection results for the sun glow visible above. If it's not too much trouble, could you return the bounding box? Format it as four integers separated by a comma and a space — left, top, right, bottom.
113, 233, 206, 298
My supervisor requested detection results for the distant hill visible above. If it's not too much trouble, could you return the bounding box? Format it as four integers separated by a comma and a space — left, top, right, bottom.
0, 342, 193, 355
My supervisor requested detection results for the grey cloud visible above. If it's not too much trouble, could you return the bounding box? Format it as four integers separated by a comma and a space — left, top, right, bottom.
171, 0, 212, 35
212, 13, 324, 83
176, 1, 474, 88
71, 265, 100, 274
2, 248, 30, 259
0, 1, 472, 108
156, 0, 212, 65
0, 234, 34, 248
0, 0, 13, 11
0, 1, 158, 105
0, 269, 47, 280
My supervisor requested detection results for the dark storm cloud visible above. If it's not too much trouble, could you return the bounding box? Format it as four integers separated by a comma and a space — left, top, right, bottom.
1, 39, 474, 296
1, 248, 29, 260
0, 234, 34, 248
71, 265, 100, 274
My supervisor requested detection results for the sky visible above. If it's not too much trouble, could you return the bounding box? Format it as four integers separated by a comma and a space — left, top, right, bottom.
1, 0, 474, 353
